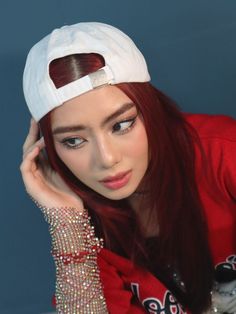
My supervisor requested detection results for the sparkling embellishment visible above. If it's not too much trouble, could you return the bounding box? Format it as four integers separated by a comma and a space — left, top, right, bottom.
29, 194, 108, 313
210, 280, 236, 314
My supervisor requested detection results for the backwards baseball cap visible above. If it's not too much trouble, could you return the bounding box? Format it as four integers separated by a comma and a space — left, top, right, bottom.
23, 22, 151, 122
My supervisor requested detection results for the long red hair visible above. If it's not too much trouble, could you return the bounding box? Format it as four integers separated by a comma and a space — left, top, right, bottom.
39, 53, 214, 313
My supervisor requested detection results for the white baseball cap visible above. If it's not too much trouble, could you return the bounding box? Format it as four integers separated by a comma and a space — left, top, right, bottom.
23, 22, 151, 122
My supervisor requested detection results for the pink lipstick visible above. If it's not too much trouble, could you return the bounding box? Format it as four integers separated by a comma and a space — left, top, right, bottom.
99, 170, 132, 190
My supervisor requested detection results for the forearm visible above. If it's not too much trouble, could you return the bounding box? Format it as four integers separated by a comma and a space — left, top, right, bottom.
54, 254, 107, 313
51, 208, 107, 313
30, 198, 108, 313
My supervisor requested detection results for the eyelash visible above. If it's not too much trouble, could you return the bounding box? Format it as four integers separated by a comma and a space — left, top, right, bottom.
60, 115, 138, 150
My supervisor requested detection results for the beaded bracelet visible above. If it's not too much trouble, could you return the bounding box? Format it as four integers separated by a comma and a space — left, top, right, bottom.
28, 193, 108, 313
28, 193, 104, 259
52, 244, 103, 265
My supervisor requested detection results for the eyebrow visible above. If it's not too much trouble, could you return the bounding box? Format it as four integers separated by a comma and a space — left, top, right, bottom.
52, 102, 136, 135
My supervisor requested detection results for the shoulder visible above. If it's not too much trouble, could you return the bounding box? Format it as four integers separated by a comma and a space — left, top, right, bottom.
183, 112, 236, 142
184, 113, 236, 201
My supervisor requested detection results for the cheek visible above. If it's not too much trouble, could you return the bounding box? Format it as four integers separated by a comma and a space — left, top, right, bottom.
55, 146, 91, 178
125, 123, 149, 160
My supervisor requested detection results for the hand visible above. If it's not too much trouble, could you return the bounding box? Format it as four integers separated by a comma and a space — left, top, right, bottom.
20, 118, 84, 211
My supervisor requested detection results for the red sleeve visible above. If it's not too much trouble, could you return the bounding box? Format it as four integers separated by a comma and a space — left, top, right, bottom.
223, 140, 236, 201
188, 113, 236, 262
98, 249, 146, 314
186, 113, 236, 201
98, 248, 188, 314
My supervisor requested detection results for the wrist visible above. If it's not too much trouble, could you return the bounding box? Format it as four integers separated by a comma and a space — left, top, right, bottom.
28, 195, 104, 259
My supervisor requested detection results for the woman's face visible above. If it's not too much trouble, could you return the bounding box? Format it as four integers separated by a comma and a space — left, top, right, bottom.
51, 85, 149, 200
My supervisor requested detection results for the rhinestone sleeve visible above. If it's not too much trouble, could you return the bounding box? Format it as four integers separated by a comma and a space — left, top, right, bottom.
29, 196, 108, 314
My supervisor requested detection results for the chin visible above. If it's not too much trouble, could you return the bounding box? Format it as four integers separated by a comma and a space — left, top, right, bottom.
97, 187, 136, 200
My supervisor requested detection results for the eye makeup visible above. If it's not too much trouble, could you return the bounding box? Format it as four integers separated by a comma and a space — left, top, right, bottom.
58, 114, 138, 150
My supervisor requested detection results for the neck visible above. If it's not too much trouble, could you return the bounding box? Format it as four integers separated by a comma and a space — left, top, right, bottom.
128, 192, 159, 238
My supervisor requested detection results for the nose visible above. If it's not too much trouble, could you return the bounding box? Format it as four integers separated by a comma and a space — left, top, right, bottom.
94, 135, 122, 169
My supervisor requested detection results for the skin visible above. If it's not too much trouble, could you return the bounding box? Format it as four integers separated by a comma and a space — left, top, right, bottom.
51, 85, 149, 201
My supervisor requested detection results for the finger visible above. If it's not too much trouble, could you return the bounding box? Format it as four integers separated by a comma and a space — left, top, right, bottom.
20, 145, 40, 176
37, 141, 49, 168
22, 119, 39, 153
20, 146, 42, 196
22, 136, 45, 160
20, 137, 46, 182
22, 119, 40, 154
36, 136, 45, 150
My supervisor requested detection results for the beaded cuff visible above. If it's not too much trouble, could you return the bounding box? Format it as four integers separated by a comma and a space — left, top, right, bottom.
29, 195, 108, 313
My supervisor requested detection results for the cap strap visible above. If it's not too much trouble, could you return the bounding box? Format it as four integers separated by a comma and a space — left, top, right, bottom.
55, 65, 114, 103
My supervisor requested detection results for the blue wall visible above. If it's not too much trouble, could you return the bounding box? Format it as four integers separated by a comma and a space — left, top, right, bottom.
0, 1, 235, 313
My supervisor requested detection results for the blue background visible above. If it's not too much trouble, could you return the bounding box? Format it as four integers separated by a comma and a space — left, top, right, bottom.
0, 1, 235, 313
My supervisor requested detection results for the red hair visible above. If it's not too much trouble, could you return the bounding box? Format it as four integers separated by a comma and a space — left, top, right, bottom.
39, 53, 214, 313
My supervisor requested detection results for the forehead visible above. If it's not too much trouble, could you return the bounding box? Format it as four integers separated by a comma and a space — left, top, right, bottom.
50, 85, 132, 127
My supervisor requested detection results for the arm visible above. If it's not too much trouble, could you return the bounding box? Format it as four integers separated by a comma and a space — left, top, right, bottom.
31, 197, 108, 313
20, 119, 108, 313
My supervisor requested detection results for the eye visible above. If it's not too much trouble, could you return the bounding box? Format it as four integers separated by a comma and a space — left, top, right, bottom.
60, 137, 85, 149
112, 116, 137, 134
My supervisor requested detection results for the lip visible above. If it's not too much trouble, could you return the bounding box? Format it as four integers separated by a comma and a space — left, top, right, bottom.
100, 170, 131, 182
99, 170, 132, 190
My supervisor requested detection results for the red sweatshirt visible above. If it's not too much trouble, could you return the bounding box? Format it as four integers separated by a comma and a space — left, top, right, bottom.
97, 113, 236, 314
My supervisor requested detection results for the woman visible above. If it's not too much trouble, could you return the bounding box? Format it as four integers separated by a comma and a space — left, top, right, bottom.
20, 22, 236, 313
